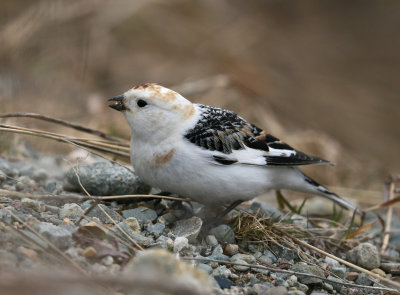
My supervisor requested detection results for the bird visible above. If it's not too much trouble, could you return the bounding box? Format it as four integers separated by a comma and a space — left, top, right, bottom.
108, 83, 357, 214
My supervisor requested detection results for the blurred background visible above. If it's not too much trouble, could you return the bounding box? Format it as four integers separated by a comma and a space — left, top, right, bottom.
1, 0, 399, 206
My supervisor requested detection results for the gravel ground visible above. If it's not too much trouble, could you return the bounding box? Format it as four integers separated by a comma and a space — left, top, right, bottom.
0, 152, 399, 295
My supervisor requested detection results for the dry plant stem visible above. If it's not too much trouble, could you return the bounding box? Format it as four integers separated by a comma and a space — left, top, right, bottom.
0, 189, 187, 202
381, 176, 395, 254
0, 125, 130, 158
0, 112, 126, 142
274, 228, 400, 290
181, 257, 399, 293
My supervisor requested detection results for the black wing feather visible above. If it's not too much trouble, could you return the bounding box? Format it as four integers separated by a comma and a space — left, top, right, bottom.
184, 104, 331, 167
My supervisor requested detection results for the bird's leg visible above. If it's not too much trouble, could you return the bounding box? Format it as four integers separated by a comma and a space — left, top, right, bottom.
202, 200, 244, 231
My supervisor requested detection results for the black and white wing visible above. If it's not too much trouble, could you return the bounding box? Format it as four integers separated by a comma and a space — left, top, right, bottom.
184, 104, 331, 166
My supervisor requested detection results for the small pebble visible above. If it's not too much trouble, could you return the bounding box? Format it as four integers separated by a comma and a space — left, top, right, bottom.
59, 203, 84, 220
82, 246, 97, 258
124, 217, 141, 233
102, 256, 114, 266
346, 242, 380, 270
209, 224, 236, 244
380, 262, 400, 274
17, 246, 38, 261
173, 237, 188, 253
224, 244, 239, 256
346, 272, 359, 281
371, 268, 386, 277
122, 206, 157, 223
206, 235, 218, 247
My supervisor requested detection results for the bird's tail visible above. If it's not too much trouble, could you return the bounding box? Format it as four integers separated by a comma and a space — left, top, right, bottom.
300, 173, 359, 213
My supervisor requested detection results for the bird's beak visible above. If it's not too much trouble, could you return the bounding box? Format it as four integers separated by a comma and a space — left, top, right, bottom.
108, 95, 127, 111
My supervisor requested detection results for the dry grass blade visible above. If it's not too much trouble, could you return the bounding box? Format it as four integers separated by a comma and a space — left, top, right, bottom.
0, 124, 130, 158
0, 189, 188, 203
365, 195, 400, 212
381, 176, 397, 254
0, 112, 127, 142
346, 220, 376, 240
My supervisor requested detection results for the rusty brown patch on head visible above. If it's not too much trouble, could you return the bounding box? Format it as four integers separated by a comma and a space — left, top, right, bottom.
154, 148, 175, 168
132, 83, 156, 90
182, 104, 195, 119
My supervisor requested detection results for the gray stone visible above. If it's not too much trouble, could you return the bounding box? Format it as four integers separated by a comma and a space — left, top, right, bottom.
155, 235, 173, 250
331, 266, 346, 279
171, 216, 202, 243
114, 222, 153, 247
209, 224, 235, 244
21, 198, 44, 212
326, 275, 344, 292
15, 176, 35, 191
157, 212, 178, 225
34, 222, 72, 250
59, 203, 84, 220
250, 201, 283, 220
87, 203, 123, 223
122, 206, 157, 224
346, 242, 380, 270
212, 265, 232, 278
173, 236, 189, 253
206, 235, 218, 247
31, 169, 48, 182
262, 249, 278, 264
0, 170, 6, 184
65, 161, 151, 196
230, 254, 256, 272
146, 222, 165, 238
208, 253, 229, 262
197, 263, 213, 274
290, 263, 324, 285
212, 244, 224, 255
380, 262, 400, 274
355, 273, 373, 286
324, 256, 340, 267
0, 157, 13, 176
0, 208, 12, 223
287, 291, 305, 295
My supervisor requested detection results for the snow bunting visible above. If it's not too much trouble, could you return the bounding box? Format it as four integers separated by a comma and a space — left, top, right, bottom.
108, 83, 357, 212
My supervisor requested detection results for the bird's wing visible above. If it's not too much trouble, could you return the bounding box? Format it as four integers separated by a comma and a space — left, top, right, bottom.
185, 104, 331, 167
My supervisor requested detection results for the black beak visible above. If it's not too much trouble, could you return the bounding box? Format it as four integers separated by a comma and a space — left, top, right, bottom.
108, 95, 127, 111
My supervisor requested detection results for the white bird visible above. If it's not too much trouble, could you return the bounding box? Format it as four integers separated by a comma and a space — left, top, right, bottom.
108, 83, 357, 212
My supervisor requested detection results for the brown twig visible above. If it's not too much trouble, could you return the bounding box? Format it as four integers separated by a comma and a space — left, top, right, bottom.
0, 189, 188, 202
381, 176, 397, 254
0, 124, 130, 158
0, 112, 126, 142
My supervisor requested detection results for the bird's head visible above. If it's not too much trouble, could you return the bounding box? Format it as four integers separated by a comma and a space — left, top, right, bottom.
108, 83, 196, 141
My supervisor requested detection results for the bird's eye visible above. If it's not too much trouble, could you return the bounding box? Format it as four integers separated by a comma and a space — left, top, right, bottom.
137, 99, 147, 108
